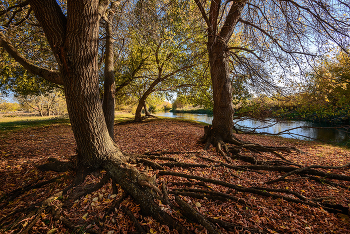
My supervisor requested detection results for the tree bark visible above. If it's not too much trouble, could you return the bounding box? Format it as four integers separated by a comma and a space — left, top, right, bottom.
102, 19, 116, 139
63, 0, 123, 168
202, 0, 248, 142
208, 40, 235, 141
135, 94, 147, 122
29, 0, 124, 169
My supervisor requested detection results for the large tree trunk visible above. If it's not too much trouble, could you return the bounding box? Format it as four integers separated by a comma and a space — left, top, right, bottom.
102, 20, 116, 139
208, 40, 235, 141
29, 0, 122, 169
61, 1, 122, 168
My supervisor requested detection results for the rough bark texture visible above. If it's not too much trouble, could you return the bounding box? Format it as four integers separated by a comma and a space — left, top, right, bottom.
29, 0, 123, 169
23, 3, 187, 230
102, 19, 116, 139
204, 0, 248, 143
208, 40, 235, 141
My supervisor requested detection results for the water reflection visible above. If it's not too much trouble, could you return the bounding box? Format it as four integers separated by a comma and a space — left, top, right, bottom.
155, 112, 350, 145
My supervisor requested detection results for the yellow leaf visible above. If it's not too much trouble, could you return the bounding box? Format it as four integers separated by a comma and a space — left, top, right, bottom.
82, 213, 88, 220
47, 228, 58, 234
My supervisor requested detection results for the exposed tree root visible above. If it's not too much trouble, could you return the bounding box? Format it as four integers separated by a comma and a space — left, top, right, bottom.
308, 176, 350, 190
175, 196, 220, 234
63, 173, 111, 206
102, 190, 127, 222
0, 175, 64, 209
170, 188, 248, 205
201, 125, 299, 165
236, 165, 350, 181
3, 146, 350, 233
121, 205, 147, 234
158, 170, 349, 213
136, 158, 165, 170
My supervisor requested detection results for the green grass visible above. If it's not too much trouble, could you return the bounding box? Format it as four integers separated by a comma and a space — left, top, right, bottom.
0, 116, 71, 133
115, 112, 134, 123
0, 112, 208, 135
0, 113, 136, 133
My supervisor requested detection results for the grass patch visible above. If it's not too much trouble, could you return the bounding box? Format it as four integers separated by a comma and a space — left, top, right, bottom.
0, 116, 70, 133
0, 113, 134, 134
115, 112, 134, 123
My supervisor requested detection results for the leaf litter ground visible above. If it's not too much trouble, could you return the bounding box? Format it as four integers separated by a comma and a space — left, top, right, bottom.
0, 119, 350, 233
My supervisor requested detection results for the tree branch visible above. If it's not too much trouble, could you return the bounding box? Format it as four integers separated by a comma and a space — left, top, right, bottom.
194, 0, 210, 30
239, 19, 316, 56
227, 46, 263, 61
219, 0, 248, 43
0, 0, 29, 16
0, 32, 63, 85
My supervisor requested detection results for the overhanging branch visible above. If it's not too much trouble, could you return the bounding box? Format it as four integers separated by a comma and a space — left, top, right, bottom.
0, 32, 63, 85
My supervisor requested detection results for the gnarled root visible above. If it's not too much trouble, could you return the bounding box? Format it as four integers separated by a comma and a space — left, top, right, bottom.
201, 125, 298, 164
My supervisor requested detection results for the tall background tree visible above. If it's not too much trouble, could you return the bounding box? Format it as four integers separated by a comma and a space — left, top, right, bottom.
194, 0, 350, 152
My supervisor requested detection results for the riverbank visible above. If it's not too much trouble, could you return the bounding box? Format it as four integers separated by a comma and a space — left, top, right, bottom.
235, 103, 350, 125
156, 111, 350, 147
170, 108, 213, 115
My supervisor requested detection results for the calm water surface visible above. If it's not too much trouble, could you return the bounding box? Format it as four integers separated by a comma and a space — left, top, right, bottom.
155, 112, 350, 145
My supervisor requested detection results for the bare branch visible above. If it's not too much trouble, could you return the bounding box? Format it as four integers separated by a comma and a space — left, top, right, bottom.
239, 19, 316, 56
227, 46, 263, 61
194, 0, 210, 30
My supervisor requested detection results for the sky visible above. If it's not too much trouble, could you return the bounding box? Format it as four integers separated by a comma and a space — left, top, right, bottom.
0, 92, 17, 103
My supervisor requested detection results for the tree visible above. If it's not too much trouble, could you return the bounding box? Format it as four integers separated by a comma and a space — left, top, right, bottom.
101, 2, 117, 139
0, 0, 194, 231
0, 95, 20, 112
130, 0, 202, 122
17, 88, 66, 116
194, 0, 350, 152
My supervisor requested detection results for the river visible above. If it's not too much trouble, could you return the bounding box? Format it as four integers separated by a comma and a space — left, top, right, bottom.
155, 111, 350, 146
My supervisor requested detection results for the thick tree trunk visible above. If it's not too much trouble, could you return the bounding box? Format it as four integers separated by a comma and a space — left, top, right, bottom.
208, 40, 235, 141
102, 20, 116, 139
60, 1, 122, 168
134, 97, 145, 122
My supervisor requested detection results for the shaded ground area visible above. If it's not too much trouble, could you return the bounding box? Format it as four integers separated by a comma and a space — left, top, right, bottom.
1, 119, 350, 233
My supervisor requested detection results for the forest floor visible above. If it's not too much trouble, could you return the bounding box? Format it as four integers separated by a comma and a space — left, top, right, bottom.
0, 118, 350, 233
